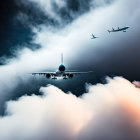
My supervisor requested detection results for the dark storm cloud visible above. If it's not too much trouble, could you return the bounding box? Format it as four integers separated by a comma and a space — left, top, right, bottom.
0, 0, 41, 60
17, 0, 113, 25
0, 0, 112, 61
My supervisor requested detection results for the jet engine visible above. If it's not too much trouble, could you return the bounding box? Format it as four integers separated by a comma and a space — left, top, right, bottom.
46, 74, 51, 79
68, 74, 74, 79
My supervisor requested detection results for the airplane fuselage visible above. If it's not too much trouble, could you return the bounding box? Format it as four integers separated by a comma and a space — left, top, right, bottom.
108, 27, 129, 33
114, 27, 129, 32
54, 64, 74, 79
56, 70, 65, 77
55, 64, 66, 77
119, 27, 129, 31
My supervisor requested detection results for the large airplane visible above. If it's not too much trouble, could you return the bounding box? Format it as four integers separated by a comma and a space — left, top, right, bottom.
32, 54, 93, 80
108, 26, 130, 33
91, 34, 98, 39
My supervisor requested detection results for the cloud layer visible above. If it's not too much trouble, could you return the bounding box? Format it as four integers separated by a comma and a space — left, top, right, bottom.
0, 77, 140, 140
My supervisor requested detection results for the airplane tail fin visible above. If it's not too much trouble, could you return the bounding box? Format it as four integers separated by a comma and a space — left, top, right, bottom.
61, 53, 63, 64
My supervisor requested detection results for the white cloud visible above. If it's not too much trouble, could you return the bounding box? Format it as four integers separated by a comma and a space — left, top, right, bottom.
0, 77, 140, 140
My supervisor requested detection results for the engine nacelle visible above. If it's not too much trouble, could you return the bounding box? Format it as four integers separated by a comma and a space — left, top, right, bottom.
46, 74, 51, 79
68, 74, 74, 79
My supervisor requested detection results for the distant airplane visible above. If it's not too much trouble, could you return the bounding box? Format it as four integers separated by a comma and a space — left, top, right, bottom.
32, 54, 93, 80
91, 34, 98, 39
108, 26, 130, 33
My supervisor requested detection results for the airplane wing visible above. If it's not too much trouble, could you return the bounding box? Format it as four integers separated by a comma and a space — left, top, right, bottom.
65, 71, 93, 75
32, 72, 55, 76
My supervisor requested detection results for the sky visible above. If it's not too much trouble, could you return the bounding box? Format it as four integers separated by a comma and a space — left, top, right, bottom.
0, 0, 140, 139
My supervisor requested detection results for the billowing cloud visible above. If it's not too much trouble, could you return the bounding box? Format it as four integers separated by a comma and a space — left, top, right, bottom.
0, 77, 140, 140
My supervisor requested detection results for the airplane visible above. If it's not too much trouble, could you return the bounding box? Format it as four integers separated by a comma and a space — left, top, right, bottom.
108, 26, 130, 33
91, 34, 99, 39
32, 54, 93, 80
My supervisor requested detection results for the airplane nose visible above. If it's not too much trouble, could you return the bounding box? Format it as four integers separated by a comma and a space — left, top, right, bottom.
59, 65, 65, 72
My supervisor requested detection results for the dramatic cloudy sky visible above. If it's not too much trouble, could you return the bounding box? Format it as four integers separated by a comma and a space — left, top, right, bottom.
0, 0, 140, 139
